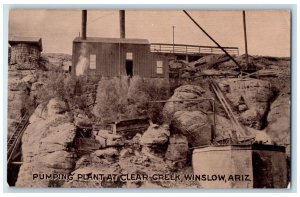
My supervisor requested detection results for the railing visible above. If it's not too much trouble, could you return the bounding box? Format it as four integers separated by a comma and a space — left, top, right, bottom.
150, 43, 239, 56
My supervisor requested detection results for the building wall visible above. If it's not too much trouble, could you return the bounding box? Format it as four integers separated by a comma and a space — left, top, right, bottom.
10, 43, 40, 66
252, 145, 287, 188
72, 41, 168, 79
150, 53, 169, 79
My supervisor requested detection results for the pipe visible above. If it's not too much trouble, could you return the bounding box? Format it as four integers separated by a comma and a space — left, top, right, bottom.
82, 10, 87, 40
119, 10, 125, 38
183, 10, 242, 69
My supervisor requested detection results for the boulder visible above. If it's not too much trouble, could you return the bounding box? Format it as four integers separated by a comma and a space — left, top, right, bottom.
74, 113, 93, 127
238, 104, 248, 112
163, 85, 211, 121
8, 91, 26, 120
120, 149, 132, 158
95, 136, 107, 148
171, 111, 211, 146
140, 124, 170, 146
239, 109, 262, 129
29, 104, 48, 123
39, 123, 76, 153
21, 74, 37, 83
165, 134, 188, 162
94, 148, 119, 158
266, 95, 290, 156
75, 155, 92, 170
39, 151, 76, 170
16, 99, 76, 187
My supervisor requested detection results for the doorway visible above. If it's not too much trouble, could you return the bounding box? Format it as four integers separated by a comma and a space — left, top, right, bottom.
126, 52, 133, 77
125, 60, 133, 77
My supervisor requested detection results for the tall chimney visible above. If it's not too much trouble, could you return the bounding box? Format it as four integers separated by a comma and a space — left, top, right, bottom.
119, 10, 125, 38
81, 10, 87, 40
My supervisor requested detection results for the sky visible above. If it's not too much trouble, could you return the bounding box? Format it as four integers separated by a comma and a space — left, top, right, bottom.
9, 9, 290, 57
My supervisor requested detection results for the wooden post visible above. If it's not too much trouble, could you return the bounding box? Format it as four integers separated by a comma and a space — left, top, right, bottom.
172, 26, 175, 53
212, 100, 216, 142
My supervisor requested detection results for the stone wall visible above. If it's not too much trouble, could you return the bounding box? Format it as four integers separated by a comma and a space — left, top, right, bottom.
10, 43, 40, 69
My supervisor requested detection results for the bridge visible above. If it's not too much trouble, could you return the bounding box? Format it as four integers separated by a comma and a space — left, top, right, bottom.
150, 43, 239, 61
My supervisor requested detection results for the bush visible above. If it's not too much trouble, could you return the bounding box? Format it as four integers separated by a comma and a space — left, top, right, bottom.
93, 76, 170, 124
35, 71, 99, 116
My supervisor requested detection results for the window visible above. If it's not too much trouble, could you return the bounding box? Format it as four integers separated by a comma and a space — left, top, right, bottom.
156, 61, 163, 74
126, 52, 133, 60
89, 54, 96, 69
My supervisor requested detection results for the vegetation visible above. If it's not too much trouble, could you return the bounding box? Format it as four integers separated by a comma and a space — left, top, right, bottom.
93, 76, 170, 124
34, 71, 99, 115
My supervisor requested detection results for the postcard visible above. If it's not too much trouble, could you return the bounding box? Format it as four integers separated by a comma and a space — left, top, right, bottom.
7, 9, 291, 188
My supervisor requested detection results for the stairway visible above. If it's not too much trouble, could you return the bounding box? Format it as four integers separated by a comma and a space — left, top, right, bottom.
7, 112, 30, 164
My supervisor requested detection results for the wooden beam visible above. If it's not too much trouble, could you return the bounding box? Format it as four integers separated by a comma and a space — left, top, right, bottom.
10, 162, 23, 165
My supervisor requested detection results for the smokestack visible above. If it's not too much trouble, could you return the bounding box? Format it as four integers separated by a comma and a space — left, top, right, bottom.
243, 10, 249, 69
81, 10, 87, 40
119, 10, 125, 38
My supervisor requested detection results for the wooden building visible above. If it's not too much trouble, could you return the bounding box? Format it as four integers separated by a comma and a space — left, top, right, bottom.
71, 37, 169, 79
9, 37, 43, 67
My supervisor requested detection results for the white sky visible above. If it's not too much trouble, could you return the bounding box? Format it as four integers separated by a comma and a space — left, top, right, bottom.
9, 9, 290, 57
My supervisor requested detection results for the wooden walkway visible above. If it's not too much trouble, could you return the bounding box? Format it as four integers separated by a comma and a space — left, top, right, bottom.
150, 43, 239, 56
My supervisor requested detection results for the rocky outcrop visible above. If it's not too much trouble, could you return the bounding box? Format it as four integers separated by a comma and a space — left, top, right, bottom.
16, 98, 76, 187
140, 124, 170, 146
266, 95, 290, 156
8, 70, 36, 138
218, 78, 275, 129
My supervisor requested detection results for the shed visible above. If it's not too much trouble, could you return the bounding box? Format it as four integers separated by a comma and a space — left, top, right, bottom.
9, 36, 43, 67
72, 37, 169, 79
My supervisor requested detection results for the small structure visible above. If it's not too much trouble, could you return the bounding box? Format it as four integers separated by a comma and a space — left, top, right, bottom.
193, 144, 287, 188
9, 36, 43, 69
72, 37, 169, 78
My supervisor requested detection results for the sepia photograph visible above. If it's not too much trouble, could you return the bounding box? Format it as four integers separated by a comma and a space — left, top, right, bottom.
6, 9, 291, 188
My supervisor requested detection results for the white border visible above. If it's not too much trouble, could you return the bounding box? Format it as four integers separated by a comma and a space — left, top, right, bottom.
1, 1, 299, 197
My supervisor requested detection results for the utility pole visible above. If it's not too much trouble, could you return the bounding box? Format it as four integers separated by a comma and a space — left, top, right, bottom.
243, 10, 249, 70
172, 25, 175, 53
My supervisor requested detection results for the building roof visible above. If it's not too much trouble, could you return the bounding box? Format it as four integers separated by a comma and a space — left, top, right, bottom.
73, 37, 149, 45
9, 36, 43, 51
